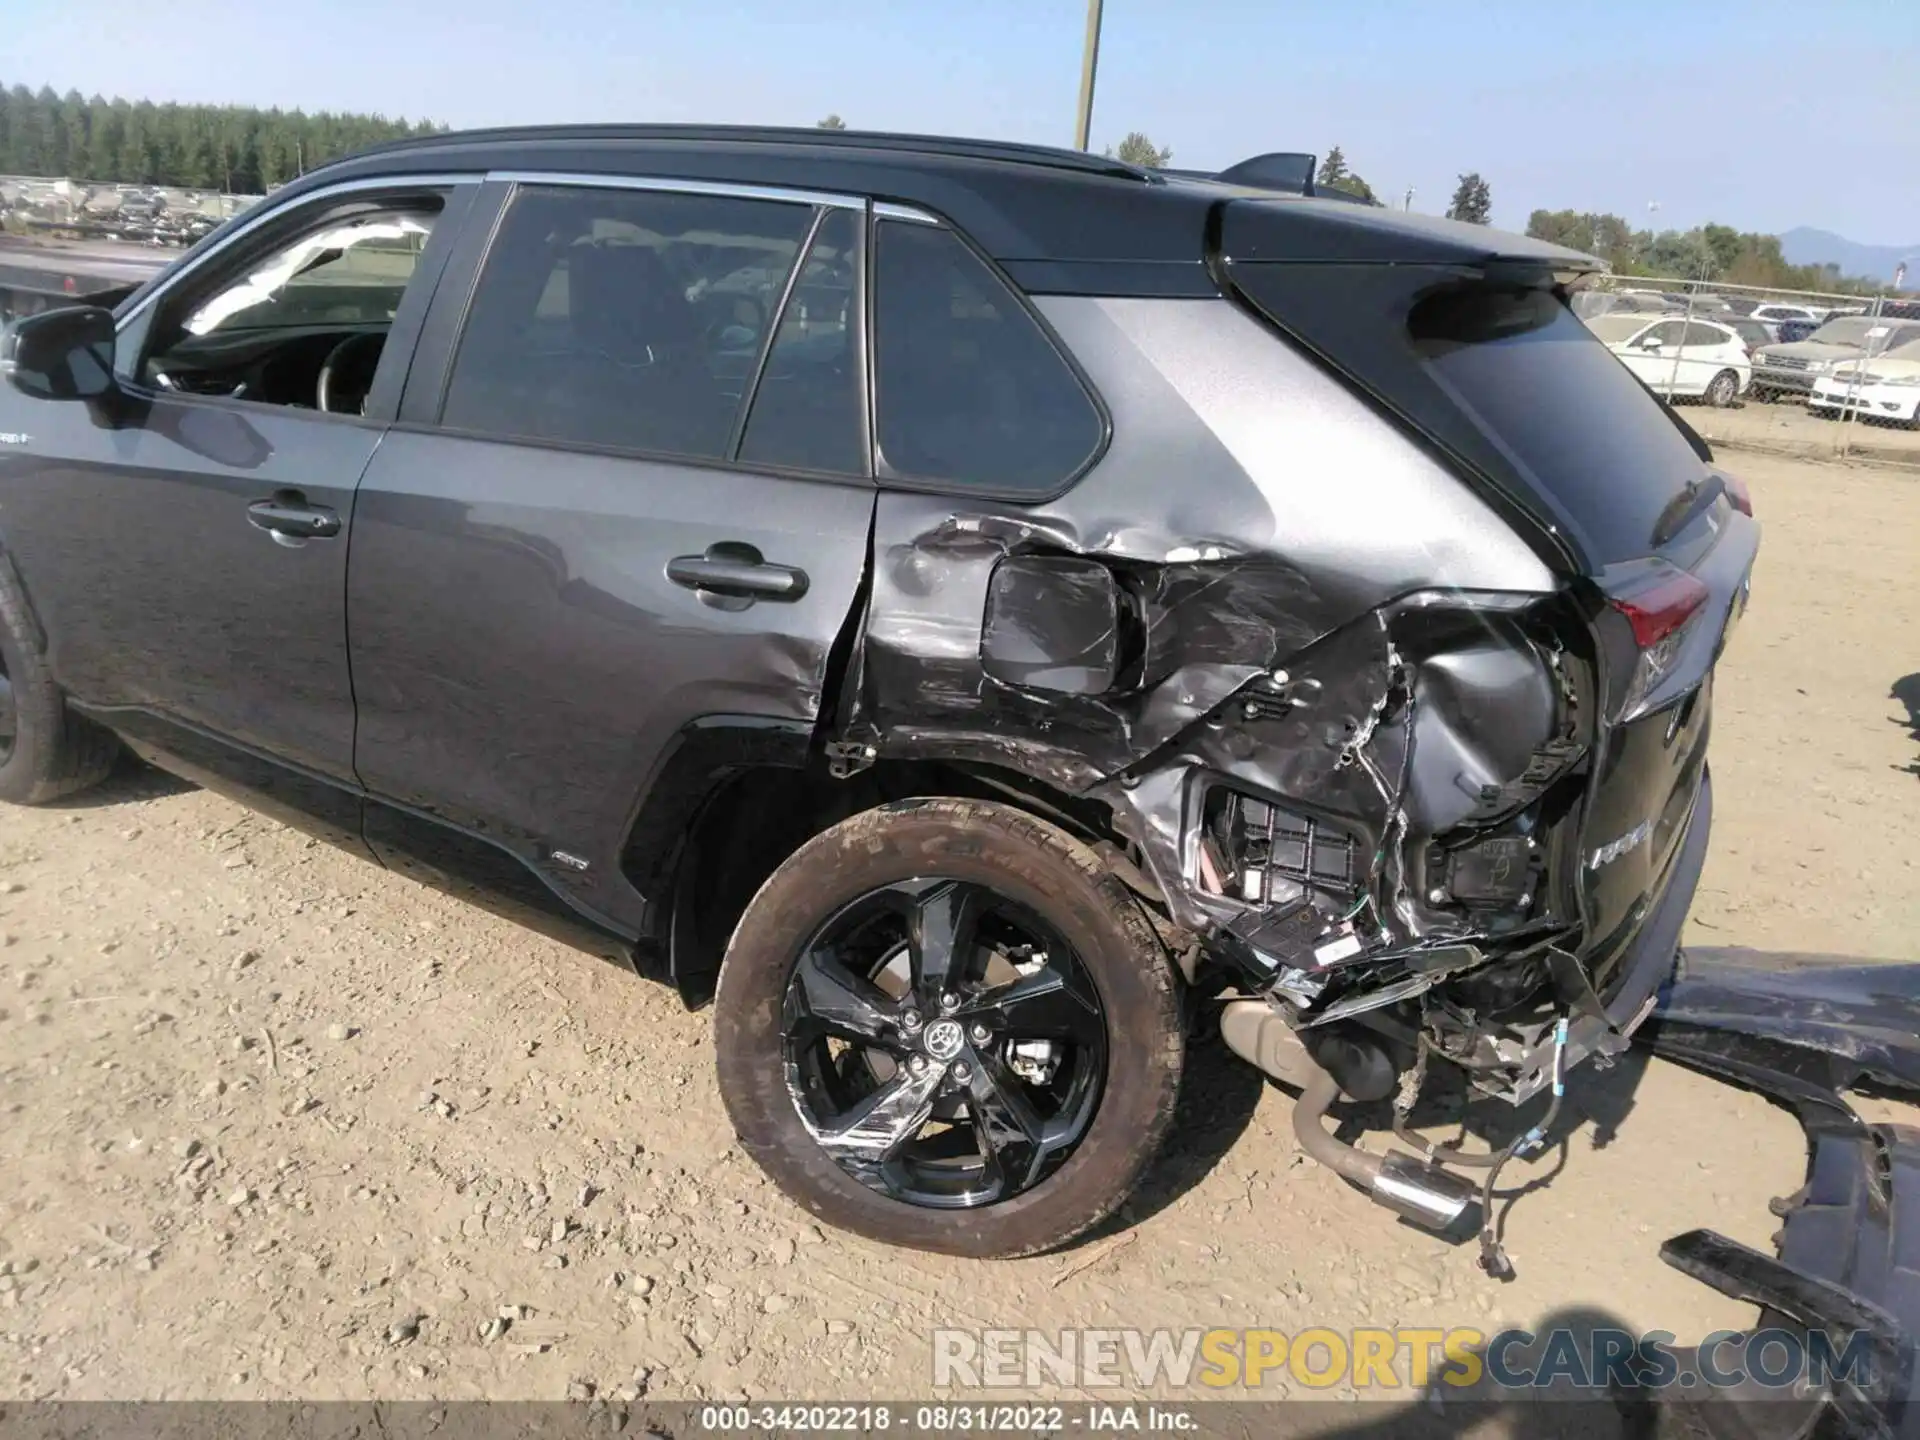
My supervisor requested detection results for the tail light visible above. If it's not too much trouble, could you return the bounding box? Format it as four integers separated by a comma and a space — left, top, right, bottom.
1723, 473, 1753, 516
1604, 563, 1710, 719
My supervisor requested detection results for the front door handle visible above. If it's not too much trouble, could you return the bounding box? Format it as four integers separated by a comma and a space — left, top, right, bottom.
667, 544, 809, 603
248, 491, 341, 547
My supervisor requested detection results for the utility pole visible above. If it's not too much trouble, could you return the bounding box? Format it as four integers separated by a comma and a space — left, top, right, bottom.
1403, 187, 1414, 212
1073, 0, 1104, 152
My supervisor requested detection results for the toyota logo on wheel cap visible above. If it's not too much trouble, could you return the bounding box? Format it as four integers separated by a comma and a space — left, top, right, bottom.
922, 1019, 965, 1062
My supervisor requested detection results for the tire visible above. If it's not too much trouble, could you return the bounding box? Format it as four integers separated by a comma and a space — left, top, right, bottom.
1705, 370, 1739, 408
713, 797, 1184, 1258
0, 559, 120, 806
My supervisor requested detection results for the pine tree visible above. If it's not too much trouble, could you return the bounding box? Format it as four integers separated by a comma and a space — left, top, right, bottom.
1315, 145, 1376, 203
0, 80, 446, 189
1446, 172, 1493, 225
1107, 132, 1173, 168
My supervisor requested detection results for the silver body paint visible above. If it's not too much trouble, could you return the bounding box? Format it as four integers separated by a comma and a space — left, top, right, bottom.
1037, 296, 1554, 598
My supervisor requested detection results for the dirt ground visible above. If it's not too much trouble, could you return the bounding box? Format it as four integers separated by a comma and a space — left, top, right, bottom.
0, 450, 1915, 1411
1689, 393, 1920, 469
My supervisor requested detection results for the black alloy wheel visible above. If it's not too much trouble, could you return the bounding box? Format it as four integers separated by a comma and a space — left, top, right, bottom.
0, 653, 15, 765
781, 876, 1107, 1209
714, 798, 1183, 1257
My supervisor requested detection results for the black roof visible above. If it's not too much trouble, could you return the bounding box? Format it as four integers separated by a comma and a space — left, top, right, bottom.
347, 123, 1155, 181
279, 124, 1596, 295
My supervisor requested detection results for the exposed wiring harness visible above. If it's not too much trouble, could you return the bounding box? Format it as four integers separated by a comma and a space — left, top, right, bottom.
1391, 1016, 1572, 1280
1341, 649, 1415, 929
1475, 1016, 1569, 1280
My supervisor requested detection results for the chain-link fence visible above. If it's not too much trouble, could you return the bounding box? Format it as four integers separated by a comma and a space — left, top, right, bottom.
1571, 274, 1920, 464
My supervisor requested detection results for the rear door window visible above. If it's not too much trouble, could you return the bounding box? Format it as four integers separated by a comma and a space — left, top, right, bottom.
1683, 322, 1729, 347
871, 220, 1103, 495
737, 207, 865, 475
439, 184, 815, 460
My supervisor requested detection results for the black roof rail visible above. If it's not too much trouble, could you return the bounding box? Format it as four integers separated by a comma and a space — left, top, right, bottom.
334, 124, 1154, 182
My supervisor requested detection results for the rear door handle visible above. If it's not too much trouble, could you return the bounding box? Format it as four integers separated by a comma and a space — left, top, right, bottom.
248, 492, 341, 546
667, 545, 809, 603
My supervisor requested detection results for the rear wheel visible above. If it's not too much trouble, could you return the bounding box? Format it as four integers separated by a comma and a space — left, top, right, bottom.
713, 798, 1183, 1257
1705, 369, 1739, 408
0, 562, 119, 806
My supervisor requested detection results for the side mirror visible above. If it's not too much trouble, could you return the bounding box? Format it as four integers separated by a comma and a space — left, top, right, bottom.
1638, 336, 1664, 351
2, 305, 119, 401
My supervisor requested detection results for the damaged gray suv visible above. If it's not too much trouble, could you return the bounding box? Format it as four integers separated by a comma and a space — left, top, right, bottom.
0, 127, 1756, 1267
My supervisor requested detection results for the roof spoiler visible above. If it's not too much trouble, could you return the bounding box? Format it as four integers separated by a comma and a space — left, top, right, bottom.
1159, 152, 1380, 205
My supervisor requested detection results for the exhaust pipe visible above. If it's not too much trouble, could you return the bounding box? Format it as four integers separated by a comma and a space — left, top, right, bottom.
1291, 1064, 1477, 1232
1219, 999, 1476, 1231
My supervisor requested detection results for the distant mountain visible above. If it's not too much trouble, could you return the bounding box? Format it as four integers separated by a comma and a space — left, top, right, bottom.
1779, 227, 1919, 288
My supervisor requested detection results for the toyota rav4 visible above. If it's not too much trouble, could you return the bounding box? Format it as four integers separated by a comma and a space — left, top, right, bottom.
0, 126, 1757, 1265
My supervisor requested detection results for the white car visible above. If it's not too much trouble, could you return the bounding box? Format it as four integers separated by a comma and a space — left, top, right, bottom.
1808, 337, 1920, 427
1751, 302, 1821, 324
1586, 315, 1752, 406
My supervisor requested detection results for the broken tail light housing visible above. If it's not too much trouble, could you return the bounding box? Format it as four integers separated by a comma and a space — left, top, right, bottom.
1603, 562, 1710, 720
1722, 473, 1753, 516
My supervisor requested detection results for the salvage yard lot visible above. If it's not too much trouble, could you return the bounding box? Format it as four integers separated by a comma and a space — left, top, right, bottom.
0, 450, 1914, 1407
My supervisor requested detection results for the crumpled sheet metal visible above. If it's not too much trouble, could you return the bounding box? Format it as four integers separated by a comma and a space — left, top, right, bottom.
853, 294, 1555, 797
848, 296, 1564, 939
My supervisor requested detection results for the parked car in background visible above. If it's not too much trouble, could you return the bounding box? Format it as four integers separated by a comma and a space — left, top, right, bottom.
1750, 316, 1920, 399
1718, 316, 1777, 354
1587, 314, 1751, 405
1570, 289, 1672, 320
1774, 317, 1824, 345
1751, 302, 1820, 325
1808, 337, 1920, 427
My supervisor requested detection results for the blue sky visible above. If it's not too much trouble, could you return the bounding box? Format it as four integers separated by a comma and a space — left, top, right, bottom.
8, 0, 1914, 242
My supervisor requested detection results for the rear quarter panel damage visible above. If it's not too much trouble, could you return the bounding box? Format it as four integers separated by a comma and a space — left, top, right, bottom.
850, 296, 1560, 927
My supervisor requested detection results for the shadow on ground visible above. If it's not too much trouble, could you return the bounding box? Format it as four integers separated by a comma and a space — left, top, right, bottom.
1327, 1043, 1659, 1257
1894, 673, 1919, 778
44, 749, 198, 810
1090, 1016, 1266, 1240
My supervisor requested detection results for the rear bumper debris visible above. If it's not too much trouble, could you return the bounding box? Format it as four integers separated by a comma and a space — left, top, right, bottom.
1643, 952, 1920, 1438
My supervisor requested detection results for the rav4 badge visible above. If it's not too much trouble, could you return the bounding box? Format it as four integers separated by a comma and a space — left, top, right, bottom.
1588, 820, 1652, 870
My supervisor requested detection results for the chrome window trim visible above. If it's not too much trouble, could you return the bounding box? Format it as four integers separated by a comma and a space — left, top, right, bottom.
872, 201, 940, 225
486, 170, 864, 211
116, 172, 482, 328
